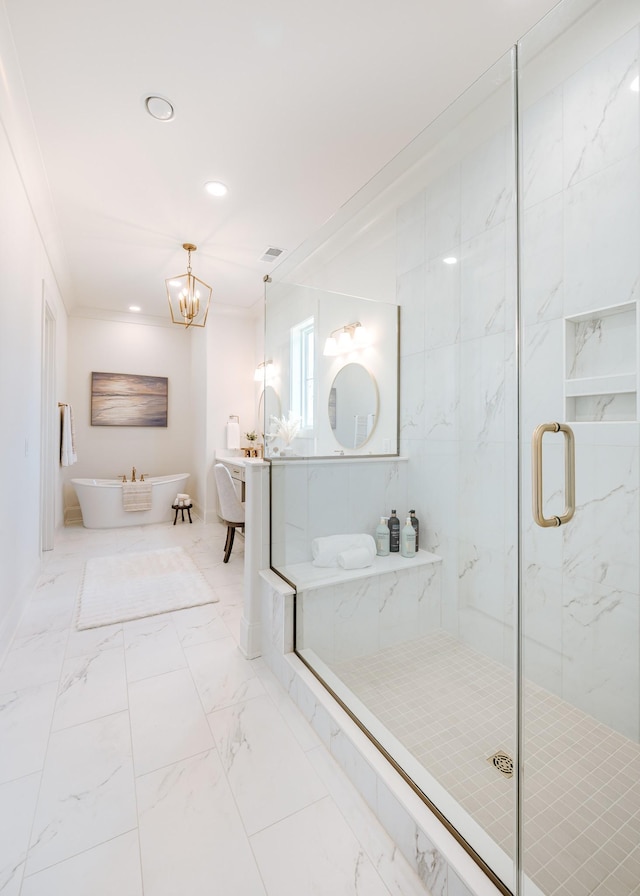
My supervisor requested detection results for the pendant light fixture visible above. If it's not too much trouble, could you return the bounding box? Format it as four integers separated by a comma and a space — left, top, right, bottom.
166, 243, 212, 328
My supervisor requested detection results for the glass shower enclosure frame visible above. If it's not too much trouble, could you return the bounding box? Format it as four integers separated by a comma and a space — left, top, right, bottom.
264, 1, 640, 892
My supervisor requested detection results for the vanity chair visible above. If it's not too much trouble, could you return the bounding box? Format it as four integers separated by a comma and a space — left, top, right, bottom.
214, 463, 245, 563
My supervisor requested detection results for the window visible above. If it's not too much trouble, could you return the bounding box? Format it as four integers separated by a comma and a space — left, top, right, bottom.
290, 317, 314, 429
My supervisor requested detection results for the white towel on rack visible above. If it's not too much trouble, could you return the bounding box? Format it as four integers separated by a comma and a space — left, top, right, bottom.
227, 419, 240, 450
60, 404, 77, 466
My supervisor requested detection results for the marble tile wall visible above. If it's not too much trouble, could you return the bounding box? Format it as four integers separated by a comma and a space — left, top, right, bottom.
270, 458, 409, 569
396, 23, 640, 738
519, 24, 640, 739
398, 115, 517, 668
298, 563, 442, 665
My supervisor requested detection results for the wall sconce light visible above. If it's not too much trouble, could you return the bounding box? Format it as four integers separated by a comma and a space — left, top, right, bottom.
166, 243, 212, 328
322, 321, 369, 356
254, 360, 275, 382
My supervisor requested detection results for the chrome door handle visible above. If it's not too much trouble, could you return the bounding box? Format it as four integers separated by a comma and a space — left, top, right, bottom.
532, 422, 575, 528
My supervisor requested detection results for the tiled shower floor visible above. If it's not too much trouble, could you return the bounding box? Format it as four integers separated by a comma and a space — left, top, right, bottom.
332, 632, 640, 896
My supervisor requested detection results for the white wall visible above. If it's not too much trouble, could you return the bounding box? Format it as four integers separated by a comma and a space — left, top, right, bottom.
63, 317, 196, 517
202, 310, 258, 520
64, 311, 258, 523
0, 72, 68, 660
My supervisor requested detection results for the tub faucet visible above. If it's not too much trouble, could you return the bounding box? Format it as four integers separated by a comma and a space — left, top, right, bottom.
131, 466, 136, 482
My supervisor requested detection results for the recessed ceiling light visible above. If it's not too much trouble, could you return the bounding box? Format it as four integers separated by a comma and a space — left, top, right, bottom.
129, 305, 141, 312
443, 256, 458, 265
631, 76, 639, 92
145, 95, 174, 121
204, 181, 228, 197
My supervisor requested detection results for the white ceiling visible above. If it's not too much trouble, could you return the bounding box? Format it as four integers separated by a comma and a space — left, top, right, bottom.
5, 0, 560, 320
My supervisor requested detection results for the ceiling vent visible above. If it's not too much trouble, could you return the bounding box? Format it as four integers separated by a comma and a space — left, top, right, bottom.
259, 246, 284, 263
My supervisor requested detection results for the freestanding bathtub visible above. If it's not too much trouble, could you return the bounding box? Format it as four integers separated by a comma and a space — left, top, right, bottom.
71, 474, 190, 529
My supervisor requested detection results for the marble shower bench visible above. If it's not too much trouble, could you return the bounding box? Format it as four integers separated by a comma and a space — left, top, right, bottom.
277, 549, 442, 664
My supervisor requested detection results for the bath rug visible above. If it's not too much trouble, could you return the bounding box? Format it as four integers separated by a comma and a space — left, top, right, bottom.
76, 546, 218, 630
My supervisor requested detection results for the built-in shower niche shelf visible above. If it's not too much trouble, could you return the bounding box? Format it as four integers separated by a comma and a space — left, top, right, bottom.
564, 302, 637, 422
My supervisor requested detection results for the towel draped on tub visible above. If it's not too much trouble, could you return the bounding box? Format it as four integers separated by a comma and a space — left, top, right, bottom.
122, 481, 152, 512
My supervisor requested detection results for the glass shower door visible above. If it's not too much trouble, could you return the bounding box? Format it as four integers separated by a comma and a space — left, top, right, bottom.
281, 48, 523, 893
518, 1, 640, 893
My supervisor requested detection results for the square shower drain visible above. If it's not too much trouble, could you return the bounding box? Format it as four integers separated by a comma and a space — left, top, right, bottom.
488, 750, 514, 778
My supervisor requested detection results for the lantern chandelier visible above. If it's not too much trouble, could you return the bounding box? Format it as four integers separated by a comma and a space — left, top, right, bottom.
166, 243, 212, 328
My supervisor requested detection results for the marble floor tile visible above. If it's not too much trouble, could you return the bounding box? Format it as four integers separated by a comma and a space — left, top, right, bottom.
0, 772, 41, 896
52, 646, 128, 731
32, 567, 83, 604
20, 830, 143, 896
251, 797, 393, 896
123, 615, 187, 682
26, 711, 137, 875
0, 630, 67, 692
208, 693, 327, 835
211, 581, 244, 607
200, 561, 244, 588
128, 667, 214, 776
65, 623, 123, 659
307, 744, 430, 896
169, 603, 227, 648
1, 520, 432, 896
252, 658, 322, 752
137, 750, 266, 896
13, 595, 75, 639
185, 636, 264, 713
0, 681, 57, 783
218, 605, 243, 643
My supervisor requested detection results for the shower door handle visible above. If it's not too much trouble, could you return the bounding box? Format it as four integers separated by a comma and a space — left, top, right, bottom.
532, 422, 575, 527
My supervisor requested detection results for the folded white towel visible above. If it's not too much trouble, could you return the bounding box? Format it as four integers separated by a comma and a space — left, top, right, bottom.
227, 420, 240, 450
337, 547, 375, 570
311, 534, 376, 568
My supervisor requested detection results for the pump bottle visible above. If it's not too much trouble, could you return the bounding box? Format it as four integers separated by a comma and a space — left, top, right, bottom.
375, 517, 390, 556
388, 510, 400, 552
409, 509, 419, 551
401, 516, 416, 558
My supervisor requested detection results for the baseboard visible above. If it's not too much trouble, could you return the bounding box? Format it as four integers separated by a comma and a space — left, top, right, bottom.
64, 503, 82, 525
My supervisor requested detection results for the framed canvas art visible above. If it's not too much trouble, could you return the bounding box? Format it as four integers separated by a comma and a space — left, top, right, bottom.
91, 372, 168, 427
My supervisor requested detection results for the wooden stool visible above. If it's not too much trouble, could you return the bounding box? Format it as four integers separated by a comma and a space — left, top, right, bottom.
172, 503, 193, 524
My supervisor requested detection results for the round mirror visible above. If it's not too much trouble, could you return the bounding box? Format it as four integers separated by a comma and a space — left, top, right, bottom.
259, 385, 281, 435
329, 363, 378, 449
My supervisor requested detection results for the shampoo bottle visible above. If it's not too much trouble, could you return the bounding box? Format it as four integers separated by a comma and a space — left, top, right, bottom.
375, 517, 390, 556
401, 516, 416, 558
388, 510, 400, 552
409, 509, 419, 551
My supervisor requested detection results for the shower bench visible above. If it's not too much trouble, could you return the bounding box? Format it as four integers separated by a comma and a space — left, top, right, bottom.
277, 549, 443, 664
